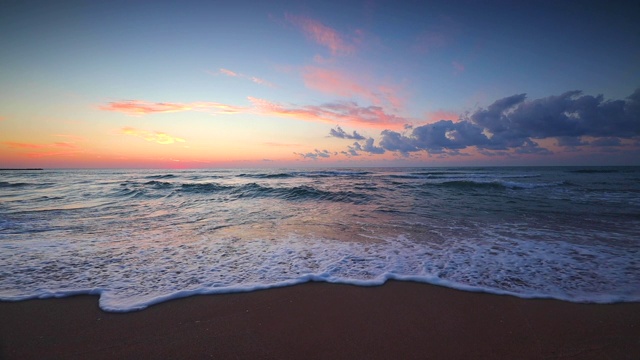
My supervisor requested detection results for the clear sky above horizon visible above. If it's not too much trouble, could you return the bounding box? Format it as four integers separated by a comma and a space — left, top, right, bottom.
1, 0, 638, 168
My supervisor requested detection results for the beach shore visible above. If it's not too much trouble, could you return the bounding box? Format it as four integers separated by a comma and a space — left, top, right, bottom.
1, 281, 638, 359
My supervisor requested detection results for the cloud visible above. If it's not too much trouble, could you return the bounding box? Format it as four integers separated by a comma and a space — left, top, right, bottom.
250, 77, 273, 87
53, 142, 78, 149
468, 89, 640, 148
101, 96, 405, 128
100, 100, 247, 116
216, 68, 274, 87
329, 126, 365, 140
425, 110, 460, 123
26, 150, 79, 158
3, 138, 83, 158
219, 68, 238, 77
3, 141, 81, 158
2, 142, 45, 149
376, 84, 406, 110
556, 136, 587, 147
249, 97, 407, 127
303, 67, 368, 98
294, 149, 332, 160
341, 143, 361, 157
285, 14, 355, 55
120, 127, 186, 145
348, 138, 386, 155
302, 67, 405, 109
348, 88, 640, 157
589, 137, 623, 147
360, 138, 385, 154
100, 100, 192, 115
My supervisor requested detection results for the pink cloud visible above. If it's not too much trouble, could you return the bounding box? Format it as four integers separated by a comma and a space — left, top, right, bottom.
190, 102, 248, 114
212, 68, 274, 87
100, 100, 247, 116
4, 139, 83, 157
53, 142, 78, 149
26, 150, 79, 158
286, 14, 355, 55
425, 110, 461, 124
219, 68, 238, 77
3, 142, 46, 149
376, 84, 406, 110
100, 100, 193, 115
101, 95, 407, 128
303, 67, 406, 110
249, 97, 406, 128
250, 76, 274, 87
303, 67, 368, 98
120, 127, 186, 145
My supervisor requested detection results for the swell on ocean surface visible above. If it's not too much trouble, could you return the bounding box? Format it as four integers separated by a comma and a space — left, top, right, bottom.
1, 167, 639, 312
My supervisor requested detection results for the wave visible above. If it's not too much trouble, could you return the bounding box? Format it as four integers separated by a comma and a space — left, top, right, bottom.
236, 170, 372, 179
398, 172, 541, 181
145, 174, 177, 179
408, 171, 468, 177
116, 180, 372, 204
0, 181, 36, 188
437, 180, 508, 190
230, 183, 370, 204
303, 170, 372, 178
569, 169, 620, 174
144, 180, 173, 189
237, 172, 295, 179
116, 177, 556, 199
180, 183, 232, 193
434, 179, 557, 190
0, 181, 34, 188
113, 187, 148, 199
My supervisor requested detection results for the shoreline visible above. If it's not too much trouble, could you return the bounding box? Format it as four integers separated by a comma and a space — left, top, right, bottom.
1, 281, 639, 359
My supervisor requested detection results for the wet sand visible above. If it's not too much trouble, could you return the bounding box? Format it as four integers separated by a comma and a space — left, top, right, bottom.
1, 280, 639, 359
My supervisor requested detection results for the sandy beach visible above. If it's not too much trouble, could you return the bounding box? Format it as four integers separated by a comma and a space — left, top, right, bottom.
1, 280, 638, 359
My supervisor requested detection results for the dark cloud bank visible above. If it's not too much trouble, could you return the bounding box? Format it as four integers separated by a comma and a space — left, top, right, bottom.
329, 126, 365, 140
338, 89, 640, 157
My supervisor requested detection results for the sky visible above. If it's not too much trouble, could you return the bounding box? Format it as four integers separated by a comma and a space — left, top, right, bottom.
1, 0, 639, 168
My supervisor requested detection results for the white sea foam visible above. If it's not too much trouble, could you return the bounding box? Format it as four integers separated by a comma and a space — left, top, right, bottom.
1, 228, 638, 312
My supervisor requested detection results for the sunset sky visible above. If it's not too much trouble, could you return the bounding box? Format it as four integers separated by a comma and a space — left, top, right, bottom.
1, 0, 638, 168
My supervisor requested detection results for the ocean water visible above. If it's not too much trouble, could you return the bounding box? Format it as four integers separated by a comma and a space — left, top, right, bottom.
1, 167, 639, 312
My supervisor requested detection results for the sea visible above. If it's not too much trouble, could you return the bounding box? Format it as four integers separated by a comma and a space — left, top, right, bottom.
1, 167, 639, 312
